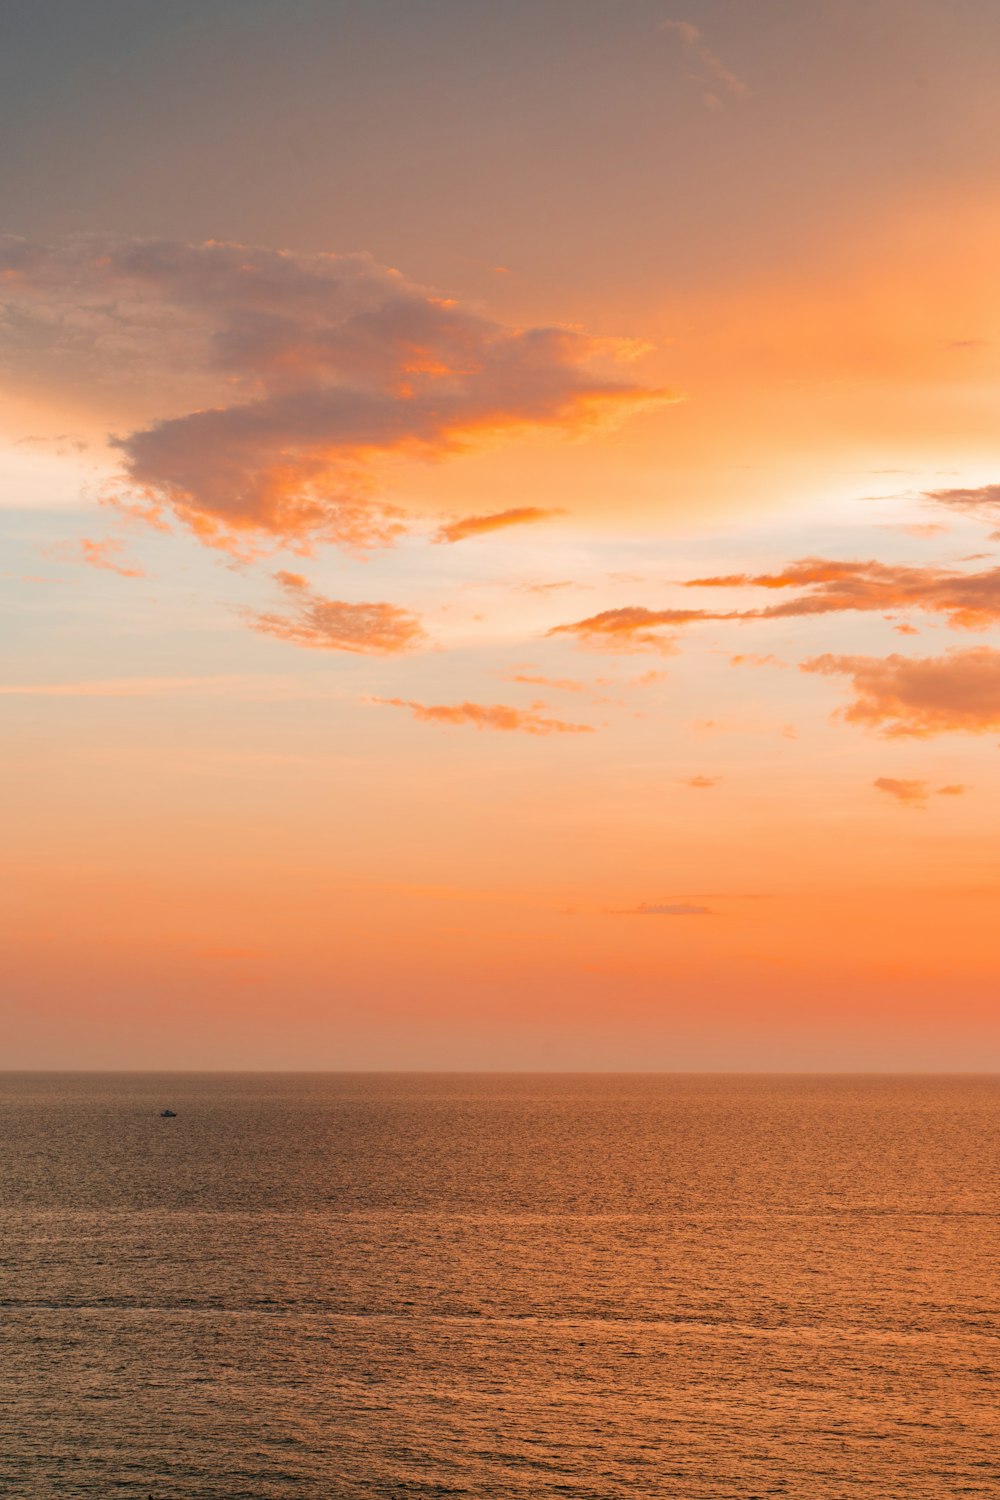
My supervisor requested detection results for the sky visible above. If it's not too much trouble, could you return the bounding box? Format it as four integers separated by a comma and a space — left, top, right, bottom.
4, 0, 1000, 1070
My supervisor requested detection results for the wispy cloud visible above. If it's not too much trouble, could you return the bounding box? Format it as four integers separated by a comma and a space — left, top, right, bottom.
435, 507, 561, 544
682, 775, 720, 789
371, 697, 594, 734
660, 19, 749, 108
873, 776, 930, 806
78, 537, 144, 578
612, 901, 714, 916
519, 580, 578, 595
247, 570, 425, 654
730, 652, 784, 668
45, 536, 144, 578
885, 523, 949, 539
507, 673, 587, 692
803, 647, 1000, 737
874, 777, 969, 806
925, 482, 1000, 521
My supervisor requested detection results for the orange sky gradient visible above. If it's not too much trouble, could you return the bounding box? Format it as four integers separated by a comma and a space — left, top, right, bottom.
4, 0, 1000, 1068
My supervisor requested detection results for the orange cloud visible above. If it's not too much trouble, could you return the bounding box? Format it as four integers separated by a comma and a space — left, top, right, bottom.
889, 523, 950, 539
435, 507, 561, 544
925, 483, 1000, 521
686, 557, 1000, 630
507, 673, 587, 692
730, 652, 783, 667
551, 556, 1000, 654
548, 606, 705, 652
78, 538, 144, 578
0, 235, 668, 553
372, 697, 594, 734
873, 777, 969, 805
803, 647, 1000, 737
248, 571, 424, 654
873, 777, 929, 806
683, 775, 720, 788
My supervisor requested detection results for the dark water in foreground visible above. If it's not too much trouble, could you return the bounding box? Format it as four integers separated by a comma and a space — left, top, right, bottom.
1, 1073, 998, 1498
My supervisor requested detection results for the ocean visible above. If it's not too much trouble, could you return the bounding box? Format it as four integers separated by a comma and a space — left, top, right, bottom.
1, 1072, 998, 1497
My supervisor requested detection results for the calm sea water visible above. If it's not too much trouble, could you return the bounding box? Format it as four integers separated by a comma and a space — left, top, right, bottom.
1, 1073, 998, 1498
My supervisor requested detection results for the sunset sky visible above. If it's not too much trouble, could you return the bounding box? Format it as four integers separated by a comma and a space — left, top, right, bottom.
5, 0, 1000, 1069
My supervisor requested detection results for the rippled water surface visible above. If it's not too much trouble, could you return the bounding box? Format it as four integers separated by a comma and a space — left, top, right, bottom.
1, 1072, 998, 1497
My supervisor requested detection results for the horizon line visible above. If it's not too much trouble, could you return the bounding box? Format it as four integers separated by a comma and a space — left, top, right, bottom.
2, 1068, 998, 1078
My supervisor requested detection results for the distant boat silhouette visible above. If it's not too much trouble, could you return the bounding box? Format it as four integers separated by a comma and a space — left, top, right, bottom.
159, 1109, 177, 1118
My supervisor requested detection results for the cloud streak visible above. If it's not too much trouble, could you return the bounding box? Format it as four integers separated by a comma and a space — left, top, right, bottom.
507, 673, 587, 692
62, 538, 144, 577
686, 557, 1000, 630
434, 507, 561, 544
548, 606, 704, 652
874, 777, 969, 806
372, 697, 594, 735
613, 901, 714, 916
554, 556, 1000, 651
